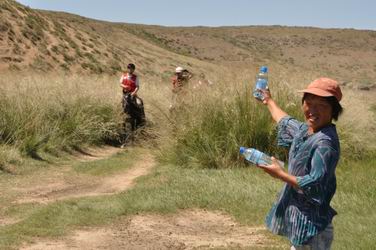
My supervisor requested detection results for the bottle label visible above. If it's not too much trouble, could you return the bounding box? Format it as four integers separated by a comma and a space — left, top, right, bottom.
253, 78, 268, 100
255, 79, 267, 89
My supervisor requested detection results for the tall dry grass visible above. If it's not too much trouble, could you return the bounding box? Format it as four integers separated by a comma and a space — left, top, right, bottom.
0, 73, 123, 163
156, 69, 304, 168
0, 71, 178, 168
157, 68, 375, 168
0, 68, 373, 170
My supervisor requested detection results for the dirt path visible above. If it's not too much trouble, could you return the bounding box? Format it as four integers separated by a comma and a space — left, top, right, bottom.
15, 147, 155, 204
22, 209, 276, 250
0, 146, 153, 227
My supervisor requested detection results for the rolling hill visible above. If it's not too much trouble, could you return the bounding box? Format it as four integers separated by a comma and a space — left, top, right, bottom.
0, 0, 215, 77
1, 0, 376, 89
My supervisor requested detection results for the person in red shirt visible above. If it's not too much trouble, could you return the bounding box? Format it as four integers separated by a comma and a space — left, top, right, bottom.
120, 63, 139, 96
120, 63, 145, 134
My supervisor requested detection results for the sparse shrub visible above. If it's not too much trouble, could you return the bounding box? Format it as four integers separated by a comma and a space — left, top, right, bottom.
75, 48, 83, 57
60, 63, 70, 71
0, 20, 11, 32
81, 62, 103, 74
8, 64, 21, 71
75, 32, 84, 41
38, 44, 50, 55
63, 53, 75, 64
67, 39, 78, 49
30, 56, 52, 71
8, 33, 14, 42
84, 52, 96, 61
50, 45, 59, 54
109, 61, 121, 74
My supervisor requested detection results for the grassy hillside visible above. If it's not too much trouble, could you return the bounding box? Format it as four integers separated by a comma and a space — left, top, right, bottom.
0, 0, 217, 76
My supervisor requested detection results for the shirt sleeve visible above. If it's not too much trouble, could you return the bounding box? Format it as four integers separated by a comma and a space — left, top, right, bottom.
120, 75, 124, 84
296, 141, 339, 205
277, 116, 304, 147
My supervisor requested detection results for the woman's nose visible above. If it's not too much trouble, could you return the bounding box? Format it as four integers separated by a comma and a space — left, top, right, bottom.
309, 105, 318, 114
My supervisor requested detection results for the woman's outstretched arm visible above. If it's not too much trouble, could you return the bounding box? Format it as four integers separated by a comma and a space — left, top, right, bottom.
260, 89, 288, 123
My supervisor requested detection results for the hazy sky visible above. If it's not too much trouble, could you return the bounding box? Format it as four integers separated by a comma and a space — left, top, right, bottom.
16, 0, 376, 30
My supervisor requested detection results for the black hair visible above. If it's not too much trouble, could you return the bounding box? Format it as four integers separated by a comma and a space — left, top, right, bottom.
127, 63, 136, 70
302, 93, 343, 121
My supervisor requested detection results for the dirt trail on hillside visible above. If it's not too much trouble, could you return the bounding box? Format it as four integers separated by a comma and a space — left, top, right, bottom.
15, 147, 155, 204
22, 209, 276, 250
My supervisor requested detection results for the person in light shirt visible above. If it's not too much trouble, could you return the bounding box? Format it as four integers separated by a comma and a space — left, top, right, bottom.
170, 66, 193, 110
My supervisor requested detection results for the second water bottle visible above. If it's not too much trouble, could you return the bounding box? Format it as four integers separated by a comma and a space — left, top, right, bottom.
240, 147, 284, 167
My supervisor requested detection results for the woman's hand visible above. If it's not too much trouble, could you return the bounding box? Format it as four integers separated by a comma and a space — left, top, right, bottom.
258, 157, 284, 179
258, 157, 298, 187
261, 89, 272, 105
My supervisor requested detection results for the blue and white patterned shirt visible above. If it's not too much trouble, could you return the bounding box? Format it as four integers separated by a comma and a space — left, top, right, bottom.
266, 116, 340, 246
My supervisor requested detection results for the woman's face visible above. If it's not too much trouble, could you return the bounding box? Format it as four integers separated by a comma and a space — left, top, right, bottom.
302, 94, 333, 133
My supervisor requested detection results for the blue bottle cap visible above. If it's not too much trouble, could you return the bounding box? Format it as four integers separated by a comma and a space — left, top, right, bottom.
260, 66, 268, 73
239, 147, 245, 154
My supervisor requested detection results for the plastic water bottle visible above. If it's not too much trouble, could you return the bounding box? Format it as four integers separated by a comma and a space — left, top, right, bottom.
253, 66, 268, 100
239, 147, 284, 167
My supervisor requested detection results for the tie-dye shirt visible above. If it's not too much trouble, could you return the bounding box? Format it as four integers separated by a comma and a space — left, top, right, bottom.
266, 116, 340, 246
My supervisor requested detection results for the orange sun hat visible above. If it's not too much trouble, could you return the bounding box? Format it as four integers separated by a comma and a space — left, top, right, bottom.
298, 77, 342, 102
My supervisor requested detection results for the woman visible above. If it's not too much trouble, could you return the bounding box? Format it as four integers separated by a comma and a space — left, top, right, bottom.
120, 63, 139, 97
257, 78, 343, 249
120, 63, 145, 131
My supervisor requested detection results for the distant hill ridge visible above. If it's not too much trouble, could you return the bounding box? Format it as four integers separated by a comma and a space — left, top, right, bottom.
1, 0, 376, 84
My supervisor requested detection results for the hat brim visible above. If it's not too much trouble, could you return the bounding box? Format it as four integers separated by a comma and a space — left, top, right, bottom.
297, 88, 334, 98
